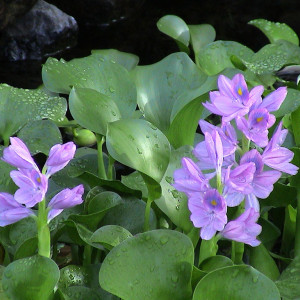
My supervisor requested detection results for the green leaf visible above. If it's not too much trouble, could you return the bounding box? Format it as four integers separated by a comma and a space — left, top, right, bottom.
58, 264, 117, 300
0, 146, 17, 194
167, 93, 208, 148
14, 236, 38, 260
90, 225, 132, 250
2, 255, 59, 300
193, 265, 281, 300
69, 191, 123, 231
274, 88, 300, 117
17, 120, 62, 155
157, 15, 190, 47
276, 255, 300, 299
188, 24, 216, 54
69, 87, 121, 135
121, 171, 149, 198
248, 244, 280, 281
155, 146, 194, 233
261, 183, 297, 208
196, 41, 254, 75
99, 230, 194, 300
258, 218, 281, 250
191, 266, 206, 290
0, 266, 9, 300
199, 255, 233, 272
291, 104, 300, 146
107, 119, 170, 183
243, 40, 300, 75
91, 48, 139, 70
281, 205, 296, 256
0, 84, 66, 142
132, 52, 207, 132
290, 147, 300, 188
42, 55, 136, 118
249, 19, 299, 46
58, 286, 100, 300
100, 196, 157, 235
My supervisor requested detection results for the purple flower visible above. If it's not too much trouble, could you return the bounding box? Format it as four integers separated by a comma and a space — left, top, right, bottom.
236, 108, 275, 148
262, 122, 298, 175
221, 208, 262, 246
188, 189, 227, 240
45, 142, 76, 177
0, 193, 33, 226
251, 86, 287, 112
193, 130, 224, 172
173, 157, 210, 197
223, 162, 256, 207
47, 185, 84, 221
199, 120, 237, 156
10, 168, 48, 208
203, 74, 264, 122
2, 137, 38, 170
240, 150, 281, 211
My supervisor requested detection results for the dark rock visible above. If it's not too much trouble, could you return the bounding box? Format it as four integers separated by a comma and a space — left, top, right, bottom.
0, 0, 78, 61
0, 0, 38, 30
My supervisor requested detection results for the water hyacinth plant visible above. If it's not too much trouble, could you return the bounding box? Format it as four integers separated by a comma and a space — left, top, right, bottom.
1, 15, 300, 300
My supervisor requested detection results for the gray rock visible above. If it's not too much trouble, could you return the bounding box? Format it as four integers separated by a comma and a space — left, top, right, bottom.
0, 0, 78, 61
0, 0, 38, 30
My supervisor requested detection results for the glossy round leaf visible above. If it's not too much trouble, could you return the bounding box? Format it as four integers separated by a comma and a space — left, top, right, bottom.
188, 24, 216, 53
132, 52, 207, 132
91, 49, 139, 70
90, 225, 132, 250
69, 87, 121, 135
100, 196, 157, 235
197, 41, 254, 75
193, 265, 280, 300
157, 15, 190, 47
249, 19, 299, 45
274, 88, 300, 117
17, 120, 62, 155
2, 255, 59, 300
276, 255, 300, 299
42, 55, 136, 118
199, 255, 233, 272
107, 119, 170, 183
0, 266, 9, 300
0, 84, 66, 142
155, 146, 194, 233
99, 229, 194, 300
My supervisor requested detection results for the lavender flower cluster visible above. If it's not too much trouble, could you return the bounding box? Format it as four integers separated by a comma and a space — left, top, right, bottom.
173, 74, 298, 246
0, 138, 84, 226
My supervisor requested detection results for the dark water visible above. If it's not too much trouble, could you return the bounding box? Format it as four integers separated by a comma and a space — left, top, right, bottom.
1, 0, 300, 89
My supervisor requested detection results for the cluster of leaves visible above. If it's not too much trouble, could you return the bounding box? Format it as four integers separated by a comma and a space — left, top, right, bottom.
0, 16, 300, 300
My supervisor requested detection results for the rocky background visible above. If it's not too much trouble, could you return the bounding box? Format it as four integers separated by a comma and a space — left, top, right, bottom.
0, 0, 300, 88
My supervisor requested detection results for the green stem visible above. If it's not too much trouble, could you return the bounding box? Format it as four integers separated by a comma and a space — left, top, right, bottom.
37, 199, 51, 258
231, 241, 244, 264
231, 205, 245, 264
198, 236, 219, 266
144, 195, 153, 232
241, 134, 250, 154
294, 189, 300, 257
107, 155, 115, 180
83, 245, 92, 266
96, 134, 107, 179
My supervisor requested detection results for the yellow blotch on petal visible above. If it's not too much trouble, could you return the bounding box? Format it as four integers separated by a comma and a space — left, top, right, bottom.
256, 117, 263, 123
36, 177, 41, 183
211, 199, 217, 206
237, 87, 243, 96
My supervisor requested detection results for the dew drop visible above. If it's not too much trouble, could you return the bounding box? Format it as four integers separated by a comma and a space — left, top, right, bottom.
171, 274, 179, 283
137, 148, 143, 155
232, 269, 239, 278
160, 236, 169, 245
109, 86, 115, 93
165, 176, 173, 184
